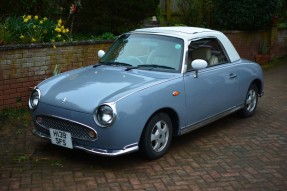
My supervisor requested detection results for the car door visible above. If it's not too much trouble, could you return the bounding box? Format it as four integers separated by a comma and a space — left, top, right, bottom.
183, 38, 239, 129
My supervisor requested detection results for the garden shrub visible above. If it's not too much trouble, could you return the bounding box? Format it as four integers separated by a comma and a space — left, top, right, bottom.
0, 15, 70, 45
177, 0, 214, 27
77, 0, 160, 35
213, 0, 278, 30
0, 0, 72, 20
277, 0, 287, 28
177, 0, 280, 30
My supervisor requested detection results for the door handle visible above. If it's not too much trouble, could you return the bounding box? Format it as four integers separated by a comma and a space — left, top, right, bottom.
229, 73, 237, 79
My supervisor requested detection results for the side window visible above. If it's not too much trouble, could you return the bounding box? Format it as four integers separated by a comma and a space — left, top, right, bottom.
186, 38, 229, 70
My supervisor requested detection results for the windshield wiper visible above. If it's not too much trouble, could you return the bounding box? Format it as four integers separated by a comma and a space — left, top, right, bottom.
93, 61, 132, 68
125, 66, 140, 71
125, 64, 176, 71
93, 62, 108, 68
137, 64, 175, 70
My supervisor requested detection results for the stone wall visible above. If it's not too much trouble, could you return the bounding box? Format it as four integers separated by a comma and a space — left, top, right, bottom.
0, 28, 287, 111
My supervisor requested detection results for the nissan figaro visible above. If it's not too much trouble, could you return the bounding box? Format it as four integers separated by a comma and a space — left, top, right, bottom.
29, 27, 264, 159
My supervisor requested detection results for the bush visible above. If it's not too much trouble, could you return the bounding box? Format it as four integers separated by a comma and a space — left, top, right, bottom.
1, 0, 159, 37
177, 0, 214, 27
213, 0, 278, 30
0, 0, 71, 20
0, 15, 70, 45
76, 0, 160, 35
277, 0, 287, 27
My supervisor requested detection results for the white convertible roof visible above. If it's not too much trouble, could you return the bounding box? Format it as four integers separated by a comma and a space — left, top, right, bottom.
134, 27, 240, 62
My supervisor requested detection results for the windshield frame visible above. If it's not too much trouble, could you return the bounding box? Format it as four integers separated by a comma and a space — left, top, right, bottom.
99, 33, 184, 73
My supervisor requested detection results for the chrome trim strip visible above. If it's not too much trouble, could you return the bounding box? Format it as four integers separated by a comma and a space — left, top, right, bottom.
75, 144, 139, 157
180, 104, 244, 135
33, 129, 51, 139
36, 114, 98, 141
32, 129, 139, 156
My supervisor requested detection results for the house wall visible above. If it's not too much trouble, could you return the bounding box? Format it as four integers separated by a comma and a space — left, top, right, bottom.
0, 29, 287, 111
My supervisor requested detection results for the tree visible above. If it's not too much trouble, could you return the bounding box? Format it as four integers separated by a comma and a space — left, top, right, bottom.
177, 0, 214, 27
77, 0, 160, 35
213, 0, 278, 30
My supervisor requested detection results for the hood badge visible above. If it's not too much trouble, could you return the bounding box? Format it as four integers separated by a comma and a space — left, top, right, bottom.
61, 97, 67, 103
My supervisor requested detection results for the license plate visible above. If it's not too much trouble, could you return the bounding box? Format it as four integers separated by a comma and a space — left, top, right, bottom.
49, 128, 73, 149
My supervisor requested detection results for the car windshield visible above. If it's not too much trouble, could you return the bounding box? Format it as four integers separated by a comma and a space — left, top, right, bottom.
99, 34, 184, 73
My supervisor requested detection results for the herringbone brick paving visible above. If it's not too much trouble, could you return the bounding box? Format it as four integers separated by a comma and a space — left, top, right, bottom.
1, 61, 287, 190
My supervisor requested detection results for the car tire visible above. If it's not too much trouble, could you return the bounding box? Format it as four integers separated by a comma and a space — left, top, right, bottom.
241, 83, 258, 117
140, 113, 173, 159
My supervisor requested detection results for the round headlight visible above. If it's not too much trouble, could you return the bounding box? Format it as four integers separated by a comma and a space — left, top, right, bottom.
29, 89, 40, 110
94, 105, 116, 127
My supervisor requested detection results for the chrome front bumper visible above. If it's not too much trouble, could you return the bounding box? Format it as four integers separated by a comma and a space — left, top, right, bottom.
32, 129, 139, 156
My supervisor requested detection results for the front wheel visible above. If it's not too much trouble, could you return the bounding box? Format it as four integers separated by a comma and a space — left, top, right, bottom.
241, 83, 258, 117
140, 113, 173, 159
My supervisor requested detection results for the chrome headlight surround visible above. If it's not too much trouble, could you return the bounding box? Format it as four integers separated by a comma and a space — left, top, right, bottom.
29, 88, 41, 110
94, 102, 116, 128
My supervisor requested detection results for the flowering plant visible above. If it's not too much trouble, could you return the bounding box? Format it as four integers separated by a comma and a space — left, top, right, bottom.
0, 15, 70, 45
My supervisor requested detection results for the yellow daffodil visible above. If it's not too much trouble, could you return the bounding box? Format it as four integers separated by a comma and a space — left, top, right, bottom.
22, 15, 26, 19
33, 25, 36, 29
40, 20, 43, 24
53, 45, 57, 49
58, 19, 62, 24
43, 17, 48, 21
24, 18, 29, 23
34, 15, 39, 20
57, 34, 62, 38
61, 26, 64, 29
55, 28, 61, 33
51, 39, 55, 43
27, 15, 32, 20
32, 38, 36, 42
20, 35, 25, 39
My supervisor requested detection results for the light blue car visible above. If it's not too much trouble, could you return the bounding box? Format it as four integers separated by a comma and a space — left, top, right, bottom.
29, 27, 264, 159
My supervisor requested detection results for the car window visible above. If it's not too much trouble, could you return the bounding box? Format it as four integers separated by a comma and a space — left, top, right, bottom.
100, 34, 184, 72
186, 38, 229, 71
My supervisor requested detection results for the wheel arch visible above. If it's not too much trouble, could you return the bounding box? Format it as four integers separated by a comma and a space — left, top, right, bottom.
142, 107, 180, 137
251, 78, 263, 96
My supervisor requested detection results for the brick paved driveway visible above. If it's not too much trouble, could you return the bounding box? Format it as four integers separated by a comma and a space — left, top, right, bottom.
1, 61, 287, 191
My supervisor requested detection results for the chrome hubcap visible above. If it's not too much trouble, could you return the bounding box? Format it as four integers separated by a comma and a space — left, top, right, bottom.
151, 120, 169, 152
246, 89, 257, 112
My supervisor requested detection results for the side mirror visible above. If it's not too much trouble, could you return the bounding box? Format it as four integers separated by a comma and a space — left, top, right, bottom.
98, 50, 105, 58
191, 59, 208, 78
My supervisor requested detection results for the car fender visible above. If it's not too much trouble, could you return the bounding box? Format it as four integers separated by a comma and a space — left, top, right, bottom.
112, 76, 186, 145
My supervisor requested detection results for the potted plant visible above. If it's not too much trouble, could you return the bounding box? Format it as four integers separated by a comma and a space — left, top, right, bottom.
255, 42, 270, 65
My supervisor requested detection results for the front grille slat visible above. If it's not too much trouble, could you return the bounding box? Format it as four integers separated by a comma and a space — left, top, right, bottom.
36, 115, 97, 141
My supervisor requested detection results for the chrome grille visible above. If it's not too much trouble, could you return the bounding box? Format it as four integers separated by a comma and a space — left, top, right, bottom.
36, 115, 97, 141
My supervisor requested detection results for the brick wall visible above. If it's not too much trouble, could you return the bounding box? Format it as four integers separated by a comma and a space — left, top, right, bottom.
0, 28, 287, 111
0, 41, 113, 111
225, 28, 287, 61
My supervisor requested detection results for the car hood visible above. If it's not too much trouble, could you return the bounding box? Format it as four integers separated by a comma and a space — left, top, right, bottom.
38, 65, 178, 114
